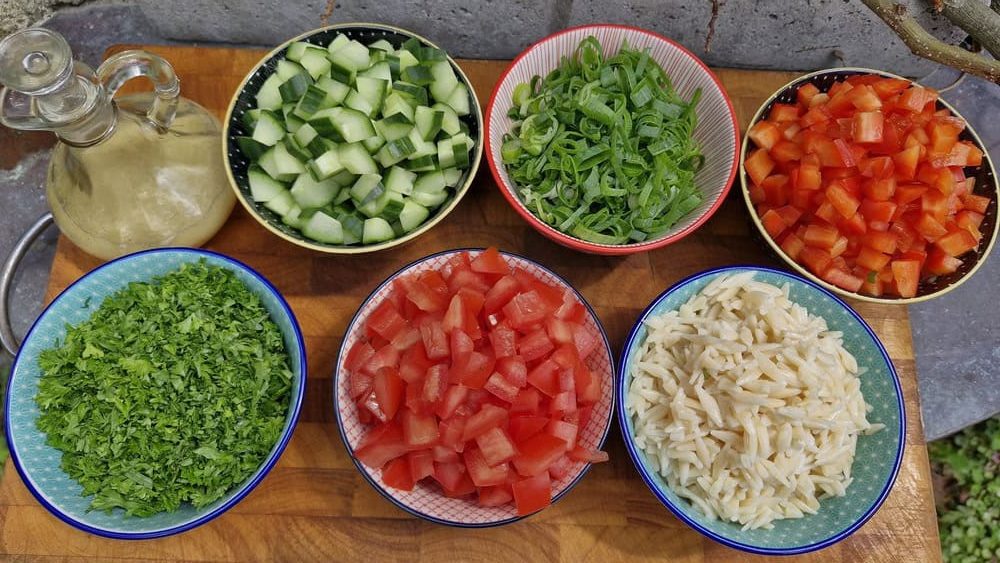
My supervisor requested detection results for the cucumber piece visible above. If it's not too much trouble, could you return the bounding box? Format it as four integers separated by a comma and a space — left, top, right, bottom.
399, 200, 430, 231
452, 136, 471, 168
382, 92, 415, 121
281, 204, 307, 229
299, 48, 332, 79
374, 113, 413, 142
276, 60, 308, 81
414, 171, 446, 194
396, 49, 419, 74
286, 41, 324, 62
307, 107, 343, 137
241, 108, 263, 130
358, 61, 392, 84
349, 174, 384, 206
332, 185, 353, 205
437, 138, 456, 169
339, 142, 378, 174
410, 189, 449, 208
432, 102, 461, 135
327, 34, 350, 55
443, 167, 463, 187
358, 187, 392, 218
293, 123, 319, 149
248, 166, 287, 202
293, 85, 328, 119
337, 107, 377, 142
339, 211, 364, 239
302, 211, 345, 244
405, 155, 438, 172
263, 189, 295, 216
284, 112, 304, 133
255, 74, 283, 111
308, 148, 345, 181
291, 172, 340, 208
279, 73, 312, 102
362, 217, 395, 244
307, 136, 333, 158
330, 40, 370, 72
381, 191, 406, 221
258, 147, 282, 180
363, 134, 386, 154
283, 136, 312, 161
328, 60, 354, 85
429, 61, 459, 102
356, 76, 388, 113
444, 82, 471, 116
407, 127, 437, 159
344, 89, 375, 117
414, 106, 444, 140
315, 76, 351, 105
402, 63, 434, 86
273, 141, 307, 176
384, 166, 417, 195
330, 169, 358, 187
237, 136, 268, 160
392, 81, 428, 106
369, 39, 394, 52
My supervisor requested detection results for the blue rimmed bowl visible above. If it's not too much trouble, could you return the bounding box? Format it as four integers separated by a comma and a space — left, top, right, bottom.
334, 248, 615, 527
617, 265, 905, 555
4, 248, 306, 539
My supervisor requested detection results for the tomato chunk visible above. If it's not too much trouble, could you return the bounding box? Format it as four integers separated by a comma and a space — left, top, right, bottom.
512, 472, 552, 516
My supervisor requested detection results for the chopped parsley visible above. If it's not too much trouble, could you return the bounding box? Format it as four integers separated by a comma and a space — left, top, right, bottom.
35, 261, 292, 517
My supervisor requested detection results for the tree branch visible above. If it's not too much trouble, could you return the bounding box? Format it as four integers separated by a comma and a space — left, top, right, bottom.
861, 0, 1000, 84
936, 0, 1000, 59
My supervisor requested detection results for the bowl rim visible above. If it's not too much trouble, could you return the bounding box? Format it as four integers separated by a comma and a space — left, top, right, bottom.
738, 66, 1000, 305
332, 247, 616, 527
484, 23, 741, 256
221, 22, 485, 255
3, 247, 307, 540
615, 264, 906, 555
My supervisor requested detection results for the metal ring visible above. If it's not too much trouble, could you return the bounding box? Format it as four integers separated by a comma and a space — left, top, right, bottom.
0, 212, 54, 356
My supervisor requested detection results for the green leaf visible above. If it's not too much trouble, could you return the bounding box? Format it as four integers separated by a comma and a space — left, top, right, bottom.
34, 260, 291, 517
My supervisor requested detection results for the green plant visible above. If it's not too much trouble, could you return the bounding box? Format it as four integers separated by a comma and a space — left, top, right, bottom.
930, 415, 1000, 562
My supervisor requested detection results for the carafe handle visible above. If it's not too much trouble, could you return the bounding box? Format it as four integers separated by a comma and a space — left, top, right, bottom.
96, 49, 180, 130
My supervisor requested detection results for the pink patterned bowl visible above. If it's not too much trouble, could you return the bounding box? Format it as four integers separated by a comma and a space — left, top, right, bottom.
334, 248, 615, 527
486, 24, 740, 255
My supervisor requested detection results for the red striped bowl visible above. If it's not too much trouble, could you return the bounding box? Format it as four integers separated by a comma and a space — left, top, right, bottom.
486, 24, 740, 255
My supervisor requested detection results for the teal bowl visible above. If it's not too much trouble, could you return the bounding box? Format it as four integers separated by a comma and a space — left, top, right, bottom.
617, 265, 904, 555
4, 248, 306, 539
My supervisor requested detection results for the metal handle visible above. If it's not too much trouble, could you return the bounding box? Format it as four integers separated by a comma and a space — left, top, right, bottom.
1, 212, 54, 356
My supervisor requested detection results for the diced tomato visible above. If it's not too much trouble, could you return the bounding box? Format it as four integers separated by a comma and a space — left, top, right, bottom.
550, 391, 577, 416
371, 367, 404, 422
408, 449, 435, 482
955, 210, 985, 239
420, 321, 450, 360
483, 275, 521, 316
553, 290, 586, 322
827, 181, 861, 218
803, 224, 840, 249
925, 247, 963, 276
457, 351, 495, 389
478, 485, 514, 507
545, 317, 575, 346
898, 85, 930, 112
402, 409, 440, 448
435, 383, 468, 420
527, 359, 561, 398
484, 372, 519, 403
432, 461, 467, 491
760, 208, 787, 239
891, 259, 921, 298
567, 447, 610, 464
961, 194, 991, 215
398, 273, 448, 312
475, 427, 518, 466
796, 162, 822, 191
519, 328, 555, 363
510, 387, 541, 414
769, 103, 800, 121
365, 344, 400, 376
510, 415, 549, 443
821, 266, 863, 292
547, 455, 575, 480
872, 77, 910, 98
749, 120, 782, 150
780, 232, 806, 260
448, 268, 492, 295
856, 246, 891, 272
800, 247, 833, 274
366, 301, 408, 341
382, 457, 415, 491
470, 247, 510, 275
497, 355, 528, 387
914, 213, 948, 241
489, 324, 518, 358
438, 416, 467, 451
771, 139, 804, 163
936, 229, 978, 257
572, 325, 600, 359
502, 291, 550, 331
345, 341, 376, 373
513, 433, 568, 477
464, 447, 510, 487
512, 472, 552, 516
761, 174, 790, 207
893, 145, 921, 180
853, 111, 884, 143
463, 404, 509, 442
746, 148, 775, 186
546, 420, 578, 451
355, 422, 408, 469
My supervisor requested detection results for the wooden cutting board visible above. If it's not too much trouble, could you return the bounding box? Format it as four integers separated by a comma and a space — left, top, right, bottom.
0, 45, 940, 562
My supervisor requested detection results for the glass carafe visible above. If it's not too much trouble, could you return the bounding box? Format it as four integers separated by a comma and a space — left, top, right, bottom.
0, 28, 235, 260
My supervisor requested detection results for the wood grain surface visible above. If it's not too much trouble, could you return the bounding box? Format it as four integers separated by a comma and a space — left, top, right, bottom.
0, 44, 940, 562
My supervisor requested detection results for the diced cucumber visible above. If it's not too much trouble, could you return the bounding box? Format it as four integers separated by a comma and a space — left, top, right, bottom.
356, 76, 388, 113
330, 169, 358, 187
286, 41, 324, 62
315, 76, 351, 105
362, 217, 395, 244
405, 155, 438, 172
409, 189, 449, 208
375, 113, 413, 142
255, 74, 283, 111
384, 166, 417, 195
237, 136, 268, 160
284, 112, 304, 133
399, 200, 430, 231
444, 82, 471, 116
402, 63, 434, 86
437, 138, 456, 169
308, 107, 343, 137
264, 189, 295, 216
283, 136, 312, 161
407, 127, 436, 159
307, 148, 345, 180
358, 187, 391, 218
442, 167, 463, 187
276, 60, 308, 81
452, 136, 471, 168
302, 211, 344, 244
344, 89, 375, 117
358, 61, 392, 84
349, 174, 384, 206
281, 204, 307, 229
291, 172, 340, 208
337, 107, 377, 142
273, 141, 307, 176
333, 185, 353, 205
429, 61, 459, 102
330, 40, 370, 72
328, 60, 354, 85
369, 39, 394, 52
279, 73, 312, 102
340, 142, 378, 174
432, 102, 461, 135
299, 48, 332, 79
326, 34, 350, 55
396, 49, 419, 74
380, 191, 406, 221
363, 134, 386, 154
414, 171, 446, 194
293, 85, 328, 119
241, 108, 263, 130
248, 166, 287, 202
414, 106, 444, 140
392, 81, 428, 106
382, 92, 415, 121
293, 123, 319, 149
